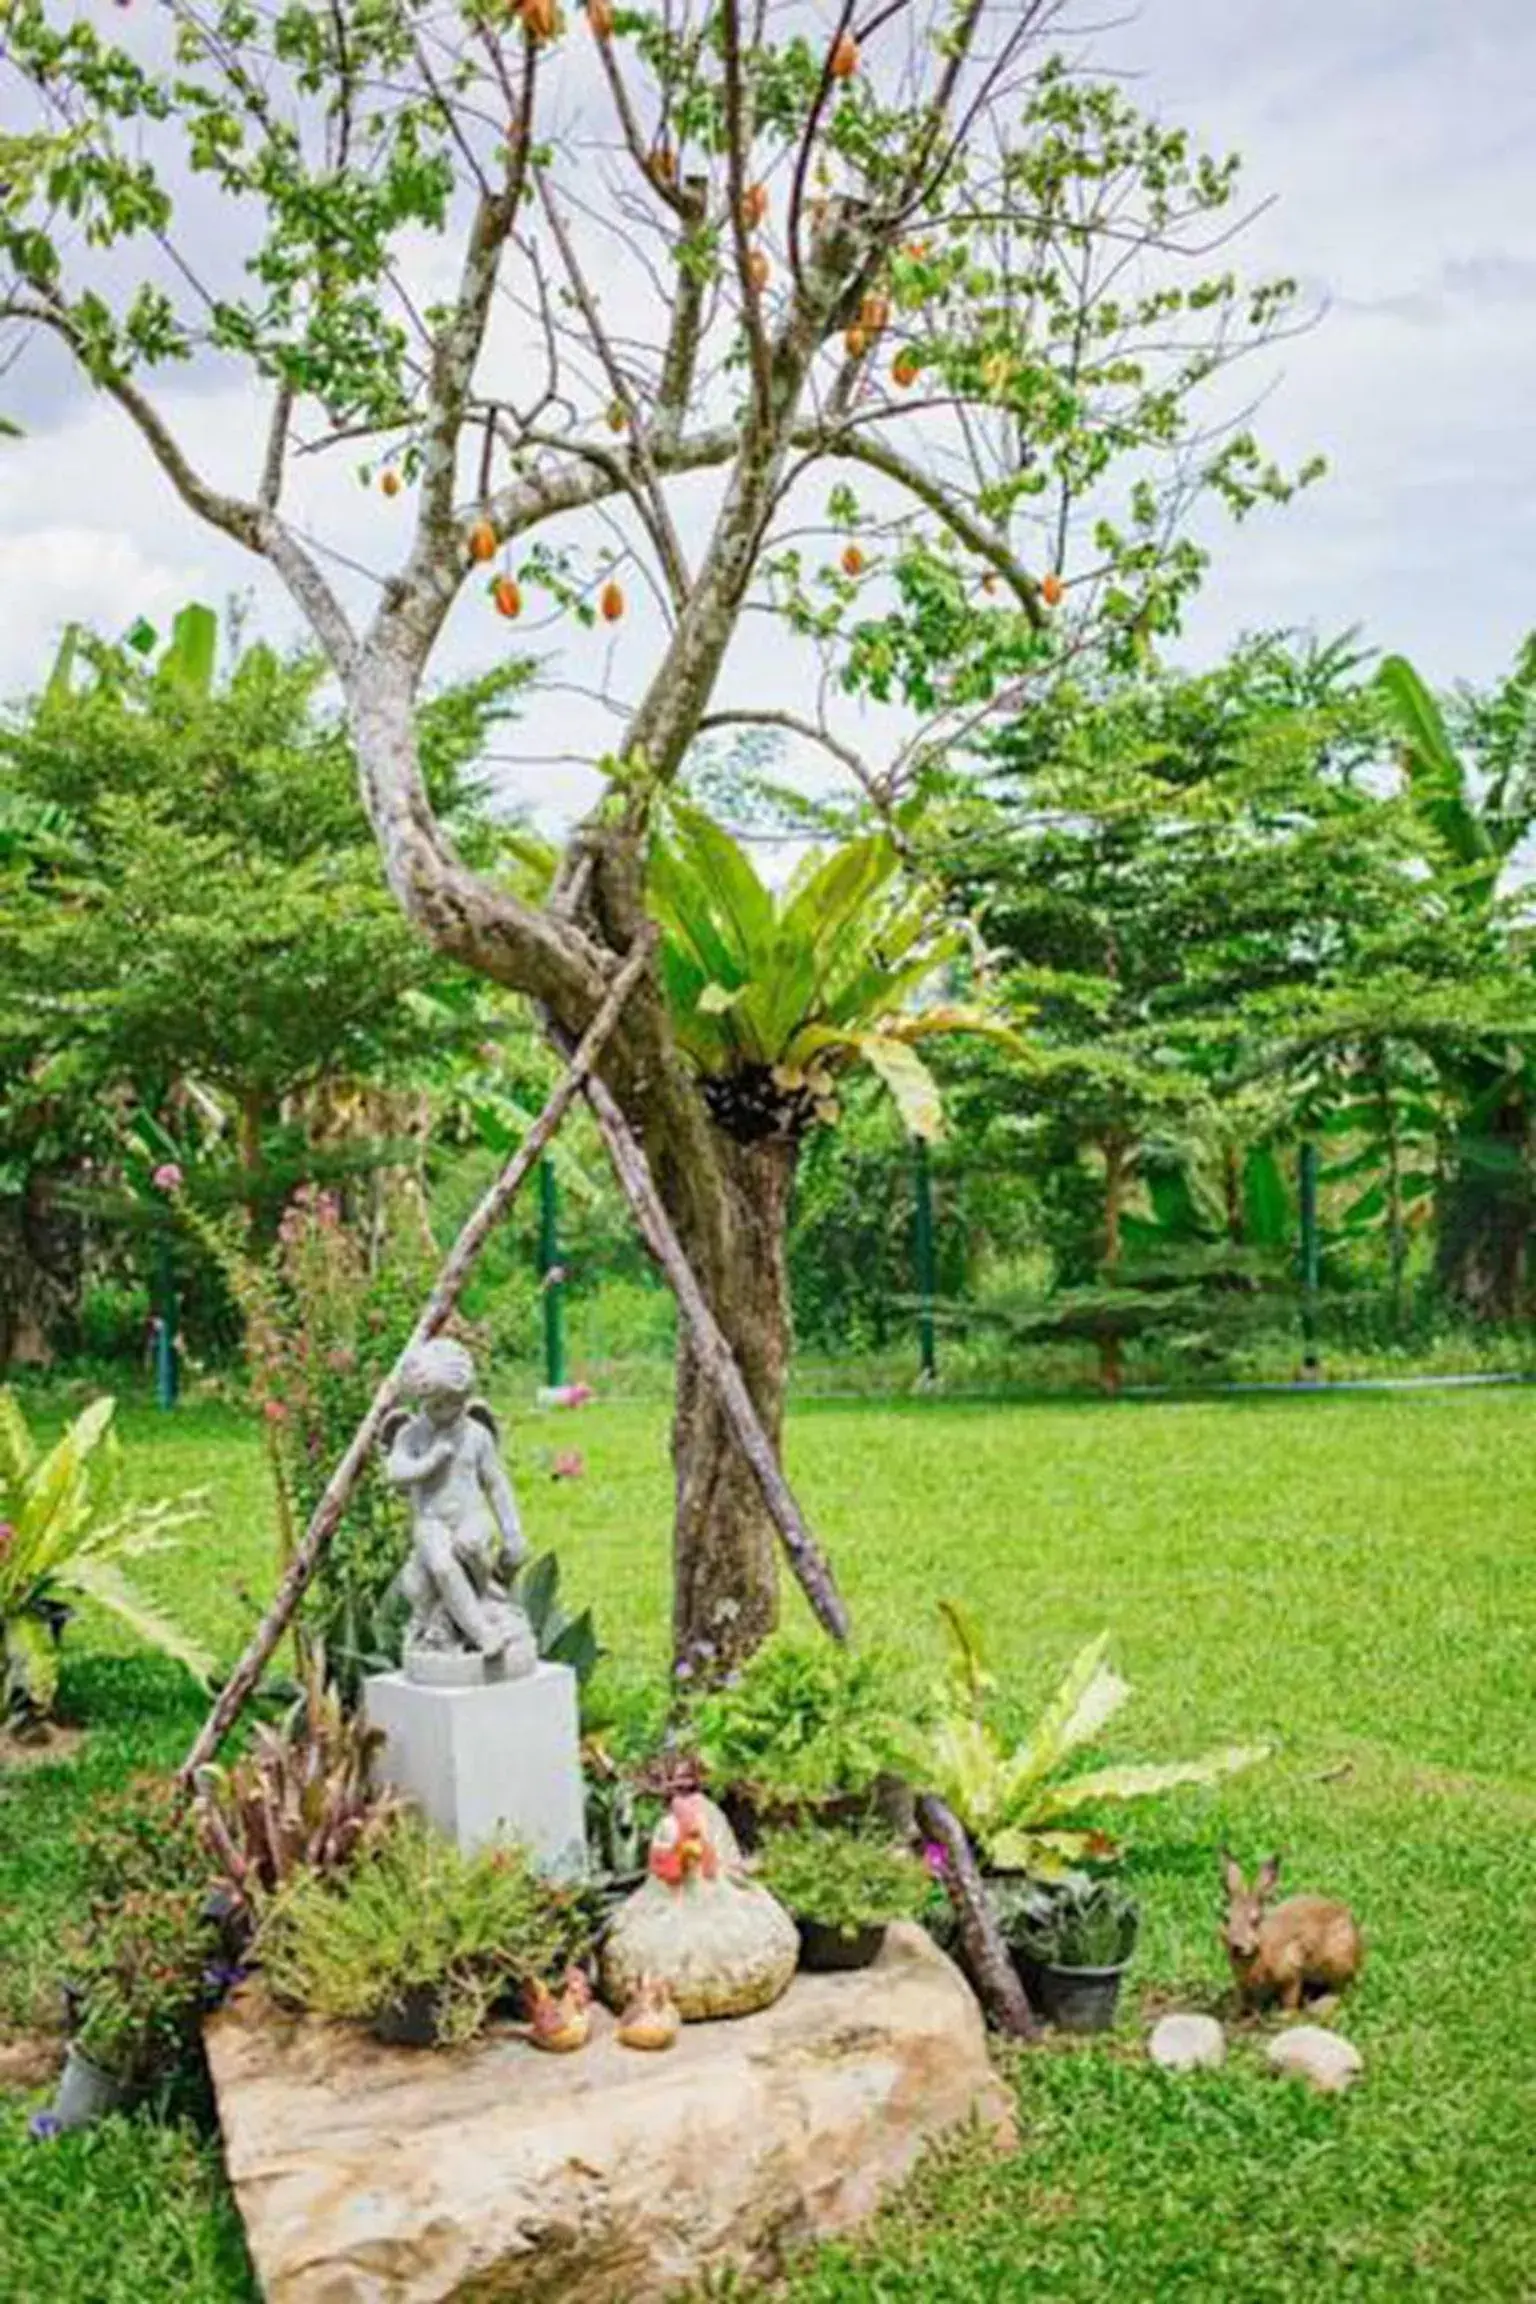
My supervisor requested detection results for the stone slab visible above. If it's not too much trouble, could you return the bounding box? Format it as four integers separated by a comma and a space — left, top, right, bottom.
363, 1662, 586, 1877
207, 1923, 1015, 2304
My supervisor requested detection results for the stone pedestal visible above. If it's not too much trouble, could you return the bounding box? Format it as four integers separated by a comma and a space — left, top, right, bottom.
363, 1661, 585, 1877
207, 1925, 1015, 2304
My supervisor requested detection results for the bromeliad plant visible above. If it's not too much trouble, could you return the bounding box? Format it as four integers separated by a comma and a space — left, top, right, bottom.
0, 1390, 210, 1730
923, 1607, 1270, 1876
1003, 1873, 1140, 1970
650, 809, 1011, 1144
194, 1647, 402, 1936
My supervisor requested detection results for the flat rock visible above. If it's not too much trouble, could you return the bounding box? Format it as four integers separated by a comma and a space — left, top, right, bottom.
1266, 2023, 1363, 2094
1148, 2013, 1225, 2073
207, 1922, 1014, 2304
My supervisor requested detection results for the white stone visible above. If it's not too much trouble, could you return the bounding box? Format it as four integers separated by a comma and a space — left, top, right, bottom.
206, 1923, 1015, 2304
1266, 2023, 1363, 2094
363, 1661, 586, 1877
1148, 2012, 1226, 2072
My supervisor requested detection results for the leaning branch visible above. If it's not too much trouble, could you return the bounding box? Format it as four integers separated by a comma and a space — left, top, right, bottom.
176, 932, 656, 1787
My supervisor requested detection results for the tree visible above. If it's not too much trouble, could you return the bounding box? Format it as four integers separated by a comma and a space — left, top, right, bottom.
1, 3, 1315, 1665
935, 640, 1412, 1384
0, 605, 518, 1347
1376, 646, 1536, 1316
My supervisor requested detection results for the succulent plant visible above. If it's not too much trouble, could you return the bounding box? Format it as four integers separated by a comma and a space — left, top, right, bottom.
194, 1646, 401, 1932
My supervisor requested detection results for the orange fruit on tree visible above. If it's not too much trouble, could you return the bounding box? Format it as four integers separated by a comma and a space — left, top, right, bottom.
380, 469, 401, 497
599, 578, 625, 622
891, 351, 920, 388
841, 543, 865, 577
1041, 571, 1065, 607
741, 182, 769, 231
746, 248, 770, 292
981, 572, 999, 596
606, 400, 628, 433
492, 575, 522, 619
520, 0, 558, 38
830, 28, 858, 78
587, 0, 614, 34
649, 141, 676, 185
468, 520, 497, 564
860, 291, 890, 334
843, 325, 867, 360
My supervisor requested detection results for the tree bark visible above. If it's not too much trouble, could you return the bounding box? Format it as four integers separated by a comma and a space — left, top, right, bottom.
661, 1131, 798, 1673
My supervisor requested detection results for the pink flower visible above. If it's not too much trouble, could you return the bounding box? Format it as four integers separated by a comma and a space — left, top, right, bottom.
922, 1841, 949, 1881
551, 1450, 585, 1481
547, 1381, 594, 1409
151, 1162, 184, 1194
262, 1398, 288, 1425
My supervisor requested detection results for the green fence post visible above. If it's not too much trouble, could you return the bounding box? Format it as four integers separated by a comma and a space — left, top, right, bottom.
539, 1158, 566, 1391
1298, 1138, 1320, 1381
913, 1137, 938, 1384
154, 1230, 179, 1410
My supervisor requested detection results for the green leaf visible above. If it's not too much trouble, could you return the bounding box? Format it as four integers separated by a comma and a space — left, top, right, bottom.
2, 1614, 58, 1714
1029, 1743, 1272, 1820
68, 1558, 216, 1687
858, 1034, 945, 1140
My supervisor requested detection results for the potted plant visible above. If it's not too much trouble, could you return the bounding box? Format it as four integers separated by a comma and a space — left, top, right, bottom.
1005, 1873, 1140, 2032
256, 1815, 585, 2047
686, 1638, 921, 1843
53, 1886, 217, 2128
757, 1823, 933, 1972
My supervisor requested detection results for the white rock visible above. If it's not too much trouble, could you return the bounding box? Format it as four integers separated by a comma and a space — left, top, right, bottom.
1148, 2012, 1226, 2072
1266, 2023, 1363, 2094
363, 1660, 586, 1877
207, 1924, 1014, 2304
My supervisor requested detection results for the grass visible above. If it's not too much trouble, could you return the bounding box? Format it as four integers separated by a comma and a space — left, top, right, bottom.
3, 1382, 1535, 2300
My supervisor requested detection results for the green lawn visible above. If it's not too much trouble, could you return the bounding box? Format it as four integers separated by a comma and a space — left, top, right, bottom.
3, 1385, 1534, 2300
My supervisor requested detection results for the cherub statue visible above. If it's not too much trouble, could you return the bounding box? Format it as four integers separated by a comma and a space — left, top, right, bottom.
381, 1338, 535, 1683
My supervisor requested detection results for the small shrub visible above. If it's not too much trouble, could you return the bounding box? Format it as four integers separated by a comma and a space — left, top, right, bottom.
256, 1814, 586, 2046
687, 1638, 921, 1806
757, 1823, 931, 1939
66, 1887, 219, 2087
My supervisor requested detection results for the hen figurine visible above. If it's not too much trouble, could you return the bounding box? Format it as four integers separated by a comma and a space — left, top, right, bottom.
615, 1974, 681, 2052
526, 1972, 591, 2053
600, 1793, 798, 2021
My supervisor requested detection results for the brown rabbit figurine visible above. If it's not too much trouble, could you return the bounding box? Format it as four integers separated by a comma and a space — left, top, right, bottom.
1221, 1852, 1363, 2012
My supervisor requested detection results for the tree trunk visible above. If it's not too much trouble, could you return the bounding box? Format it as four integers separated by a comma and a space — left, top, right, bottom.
1098, 1133, 1128, 1396
1436, 1068, 1533, 1319
660, 1130, 797, 1675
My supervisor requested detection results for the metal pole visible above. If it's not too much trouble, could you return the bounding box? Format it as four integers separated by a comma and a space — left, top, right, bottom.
539, 1157, 566, 1390
913, 1137, 938, 1384
1298, 1138, 1320, 1381
154, 1230, 179, 1410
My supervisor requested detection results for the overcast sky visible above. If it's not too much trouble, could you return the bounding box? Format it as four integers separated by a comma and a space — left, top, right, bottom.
3, 0, 1533, 821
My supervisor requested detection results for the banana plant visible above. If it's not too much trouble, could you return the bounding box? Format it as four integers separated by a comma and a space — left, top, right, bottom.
923, 1605, 1270, 1874
649, 806, 1013, 1139
0, 1389, 212, 1726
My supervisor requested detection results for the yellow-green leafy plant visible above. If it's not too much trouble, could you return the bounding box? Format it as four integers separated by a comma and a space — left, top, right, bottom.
923, 1606, 1270, 1875
0, 1389, 210, 1728
650, 808, 1012, 1142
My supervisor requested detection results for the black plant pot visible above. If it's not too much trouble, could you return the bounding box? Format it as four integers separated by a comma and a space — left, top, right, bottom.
1016, 1956, 1127, 2034
370, 1984, 445, 2048
796, 1917, 887, 1973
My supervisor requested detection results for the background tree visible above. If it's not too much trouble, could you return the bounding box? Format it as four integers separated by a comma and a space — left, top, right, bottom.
0, 605, 521, 1353
0, 2, 1316, 1665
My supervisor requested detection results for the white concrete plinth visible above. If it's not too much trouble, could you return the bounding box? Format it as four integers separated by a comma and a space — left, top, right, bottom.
363, 1661, 586, 1878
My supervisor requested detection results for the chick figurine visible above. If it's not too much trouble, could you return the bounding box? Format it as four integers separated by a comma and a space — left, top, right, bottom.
526, 1971, 591, 2053
600, 1793, 798, 2022
615, 1974, 681, 2052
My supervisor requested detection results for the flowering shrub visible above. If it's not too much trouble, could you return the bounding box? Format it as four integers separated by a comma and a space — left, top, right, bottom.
195, 1186, 442, 1699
